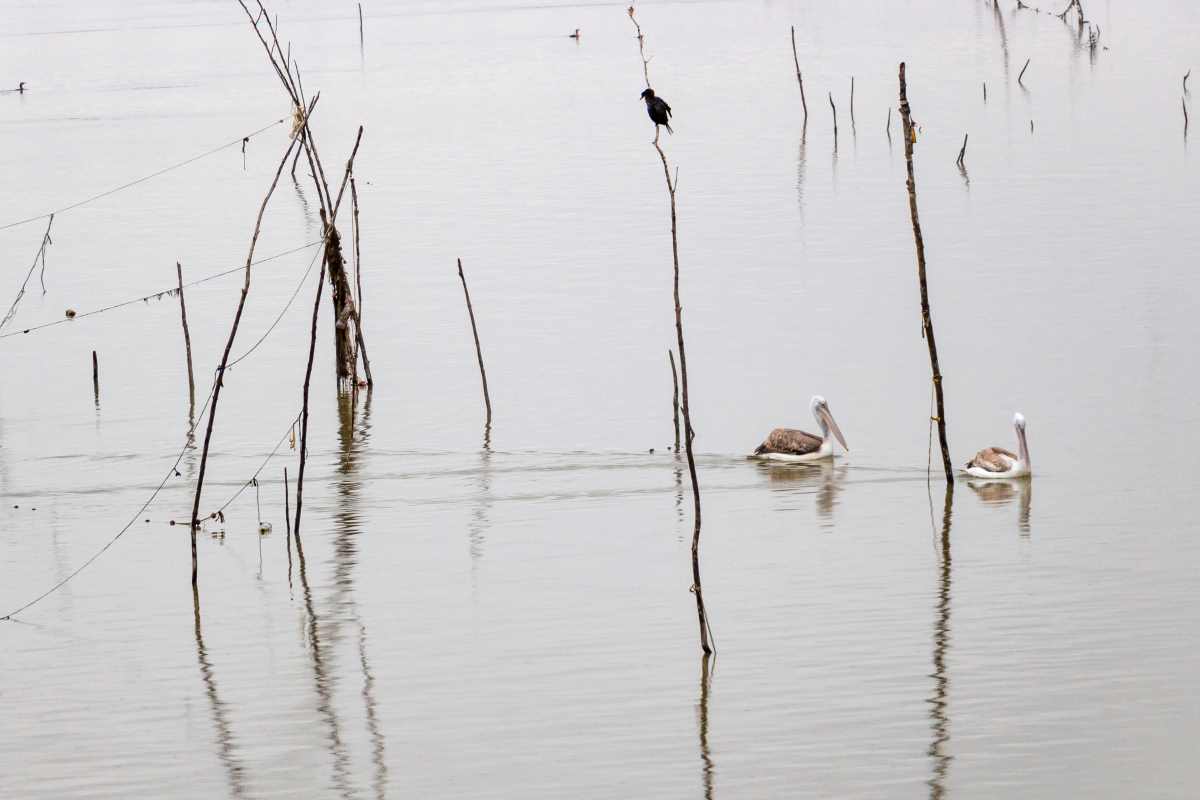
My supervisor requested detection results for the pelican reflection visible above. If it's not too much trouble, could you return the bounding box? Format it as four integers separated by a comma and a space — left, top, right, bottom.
754, 460, 846, 523
966, 477, 1032, 536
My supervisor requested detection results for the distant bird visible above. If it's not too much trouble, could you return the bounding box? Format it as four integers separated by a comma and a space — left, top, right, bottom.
640, 88, 673, 135
751, 396, 849, 462
18, 82, 25, 94
964, 412, 1031, 478
569, 28, 580, 39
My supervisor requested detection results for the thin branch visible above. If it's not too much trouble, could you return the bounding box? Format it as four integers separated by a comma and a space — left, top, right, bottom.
189, 134, 299, 585
898, 63, 953, 484
790, 26, 808, 121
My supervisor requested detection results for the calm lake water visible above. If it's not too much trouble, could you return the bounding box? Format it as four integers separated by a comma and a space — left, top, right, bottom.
2, 0, 1198, 797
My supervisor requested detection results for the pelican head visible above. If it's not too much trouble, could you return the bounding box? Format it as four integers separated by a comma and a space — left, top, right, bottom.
1013, 411, 1031, 467
811, 395, 849, 452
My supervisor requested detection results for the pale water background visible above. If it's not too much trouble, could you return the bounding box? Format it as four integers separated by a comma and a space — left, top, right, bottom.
1, 0, 1198, 797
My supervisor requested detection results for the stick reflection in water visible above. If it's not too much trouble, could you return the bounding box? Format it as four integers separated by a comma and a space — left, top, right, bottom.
927, 483, 954, 799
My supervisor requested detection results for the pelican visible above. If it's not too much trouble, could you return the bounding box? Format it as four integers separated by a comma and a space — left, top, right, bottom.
964, 412, 1031, 478
751, 395, 849, 462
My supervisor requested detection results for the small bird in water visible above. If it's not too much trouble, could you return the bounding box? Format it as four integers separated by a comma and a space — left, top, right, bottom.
569, 28, 580, 39
640, 88, 673, 135
18, 82, 26, 94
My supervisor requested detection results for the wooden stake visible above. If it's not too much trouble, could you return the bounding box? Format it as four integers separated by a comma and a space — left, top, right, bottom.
956, 133, 968, 167
176, 262, 196, 418
630, 6, 713, 654
1018, 58, 1030, 86
190, 135, 299, 585
292, 247, 328, 541
457, 259, 492, 430
669, 349, 680, 451
887, 106, 892, 143
829, 92, 838, 145
898, 63, 953, 484
983, 81, 987, 102
91, 350, 99, 401
1184, 97, 1190, 136
358, 3, 364, 49
789, 26, 808, 122
850, 76, 856, 130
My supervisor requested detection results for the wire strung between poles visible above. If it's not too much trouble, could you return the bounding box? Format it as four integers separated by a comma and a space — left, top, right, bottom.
0, 118, 287, 234
0, 241, 321, 341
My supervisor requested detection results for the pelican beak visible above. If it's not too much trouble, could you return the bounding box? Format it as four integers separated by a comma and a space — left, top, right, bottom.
821, 406, 849, 452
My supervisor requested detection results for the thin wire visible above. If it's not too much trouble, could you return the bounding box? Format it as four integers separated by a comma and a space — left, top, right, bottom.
0, 235, 318, 619
0, 378, 217, 622
208, 412, 301, 518
0, 216, 54, 333
0, 241, 321, 341
227, 237, 325, 367
0, 118, 287, 234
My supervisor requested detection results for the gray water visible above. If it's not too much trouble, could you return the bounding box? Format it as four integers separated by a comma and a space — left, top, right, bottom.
2, 0, 1198, 797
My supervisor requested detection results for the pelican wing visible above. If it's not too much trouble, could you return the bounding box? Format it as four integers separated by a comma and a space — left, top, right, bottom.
755, 427, 823, 456
966, 447, 1017, 472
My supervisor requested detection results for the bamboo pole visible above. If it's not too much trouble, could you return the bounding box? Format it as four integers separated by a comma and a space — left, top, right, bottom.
457, 259, 493, 430
292, 250, 328, 541
898, 63, 953, 484
189, 135, 299, 584
629, 6, 713, 655
176, 262, 196, 418
789, 26, 808, 122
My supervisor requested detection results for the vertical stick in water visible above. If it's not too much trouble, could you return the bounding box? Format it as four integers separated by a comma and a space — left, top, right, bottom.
91, 350, 99, 402
628, 6, 713, 654
789, 26, 808, 122
898, 63, 954, 484
829, 92, 838, 147
176, 262, 196, 420
956, 133, 968, 167
669, 349, 680, 451
850, 76, 856, 131
358, 3, 364, 49
190, 136, 299, 585
457, 259, 492, 431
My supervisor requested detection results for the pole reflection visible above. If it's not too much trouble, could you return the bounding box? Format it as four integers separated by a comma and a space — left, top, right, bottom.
697, 653, 715, 800
192, 584, 248, 799
927, 483, 954, 799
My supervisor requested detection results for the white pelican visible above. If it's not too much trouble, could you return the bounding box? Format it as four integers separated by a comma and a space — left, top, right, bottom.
751, 395, 849, 462
964, 412, 1031, 478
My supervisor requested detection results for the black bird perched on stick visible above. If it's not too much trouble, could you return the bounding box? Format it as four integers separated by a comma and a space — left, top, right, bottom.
640, 88, 673, 135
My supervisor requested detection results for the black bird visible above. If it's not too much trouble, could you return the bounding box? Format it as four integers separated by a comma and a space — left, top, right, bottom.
640, 88, 673, 135
18, 82, 25, 94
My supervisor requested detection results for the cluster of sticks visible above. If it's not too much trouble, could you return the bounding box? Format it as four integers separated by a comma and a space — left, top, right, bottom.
187, 1, 374, 586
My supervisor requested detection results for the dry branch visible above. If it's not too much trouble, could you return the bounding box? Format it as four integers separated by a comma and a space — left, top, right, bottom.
629, 5, 713, 655
457, 259, 493, 430
898, 63, 953, 484
790, 26, 808, 121
189, 135, 299, 584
